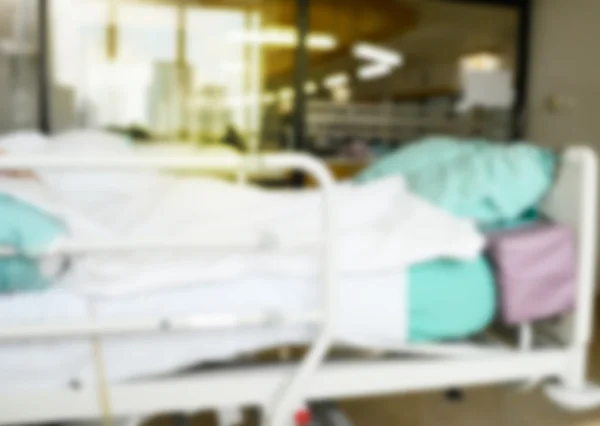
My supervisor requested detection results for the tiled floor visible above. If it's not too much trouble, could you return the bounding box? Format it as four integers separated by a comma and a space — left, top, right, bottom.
144, 313, 600, 426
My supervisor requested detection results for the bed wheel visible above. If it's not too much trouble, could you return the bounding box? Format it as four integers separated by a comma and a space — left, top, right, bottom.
444, 388, 464, 402
309, 402, 354, 426
544, 382, 600, 411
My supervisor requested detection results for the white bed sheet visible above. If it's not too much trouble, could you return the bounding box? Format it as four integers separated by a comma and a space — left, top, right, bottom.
0, 271, 405, 392
0, 129, 484, 297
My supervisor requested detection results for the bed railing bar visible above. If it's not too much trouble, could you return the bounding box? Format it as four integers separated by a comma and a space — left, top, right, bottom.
385, 342, 512, 358
267, 156, 337, 426
0, 153, 314, 171
519, 323, 533, 352
0, 236, 299, 258
0, 311, 323, 341
0, 153, 338, 426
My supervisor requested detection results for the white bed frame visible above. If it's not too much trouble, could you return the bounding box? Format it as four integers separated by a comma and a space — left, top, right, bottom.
0, 147, 597, 426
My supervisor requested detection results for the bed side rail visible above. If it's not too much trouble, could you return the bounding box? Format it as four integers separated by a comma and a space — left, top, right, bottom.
0, 153, 337, 426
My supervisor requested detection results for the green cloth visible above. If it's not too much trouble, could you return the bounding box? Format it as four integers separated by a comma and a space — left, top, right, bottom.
479, 208, 542, 233
357, 137, 550, 339
0, 195, 65, 293
356, 137, 557, 225
408, 256, 496, 341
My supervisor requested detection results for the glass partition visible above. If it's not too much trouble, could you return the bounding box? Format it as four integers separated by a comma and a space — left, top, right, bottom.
0, 0, 39, 134
291, 0, 520, 160
48, 0, 522, 156
49, 0, 297, 153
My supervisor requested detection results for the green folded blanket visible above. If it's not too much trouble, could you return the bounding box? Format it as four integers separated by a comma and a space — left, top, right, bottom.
356, 136, 557, 225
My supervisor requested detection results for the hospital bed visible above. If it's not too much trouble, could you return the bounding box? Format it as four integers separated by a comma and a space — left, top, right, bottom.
0, 147, 598, 426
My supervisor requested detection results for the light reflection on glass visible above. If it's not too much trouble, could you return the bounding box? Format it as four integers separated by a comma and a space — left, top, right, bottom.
51, 1, 269, 149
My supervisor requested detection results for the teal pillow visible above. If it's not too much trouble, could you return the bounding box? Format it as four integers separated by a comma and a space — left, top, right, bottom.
355, 137, 557, 225
0, 195, 66, 293
408, 257, 496, 342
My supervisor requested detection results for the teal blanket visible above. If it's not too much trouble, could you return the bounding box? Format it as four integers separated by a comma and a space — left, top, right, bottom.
409, 256, 495, 341
356, 137, 557, 224
0, 195, 65, 293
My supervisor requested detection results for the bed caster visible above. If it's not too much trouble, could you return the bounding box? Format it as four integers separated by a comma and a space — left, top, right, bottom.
270, 403, 352, 426
444, 388, 464, 402
309, 402, 354, 426
544, 382, 600, 411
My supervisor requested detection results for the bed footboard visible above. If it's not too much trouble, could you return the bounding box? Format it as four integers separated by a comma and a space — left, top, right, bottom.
540, 146, 598, 389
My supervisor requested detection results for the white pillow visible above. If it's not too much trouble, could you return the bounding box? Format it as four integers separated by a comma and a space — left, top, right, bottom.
0, 131, 48, 154
41, 130, 159, 194
49, 129, 134, 155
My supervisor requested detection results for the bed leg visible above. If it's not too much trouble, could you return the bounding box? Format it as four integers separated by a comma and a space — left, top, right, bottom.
444, 388, 464, 402
564, 346, 589, 390
543, 345, 600, 411
215, 407, 244, 426
519, 323, 533, 352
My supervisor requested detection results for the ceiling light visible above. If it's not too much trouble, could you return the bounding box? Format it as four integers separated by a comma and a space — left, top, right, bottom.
324, 72, 349, 89
358, 63, 393, 80
304, 81, 318, 95
229, 29, 337, 51
353, 42, 403, 67
307, 34, 337, 50
332, 86, 351, 104
460, 53, 501, 72
278, 87, 295, 101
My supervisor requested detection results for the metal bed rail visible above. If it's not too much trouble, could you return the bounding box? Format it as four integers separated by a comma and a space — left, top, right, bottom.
0, 153, 338, 426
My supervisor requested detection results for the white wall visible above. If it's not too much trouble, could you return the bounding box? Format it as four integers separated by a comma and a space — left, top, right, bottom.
526, 0, 600, 149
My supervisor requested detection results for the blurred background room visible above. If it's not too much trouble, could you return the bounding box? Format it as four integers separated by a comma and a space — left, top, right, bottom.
0, 0, 527, 182
3, 1, 600, 426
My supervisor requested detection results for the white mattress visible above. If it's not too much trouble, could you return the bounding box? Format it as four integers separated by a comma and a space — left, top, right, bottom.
0, 272, 405, 392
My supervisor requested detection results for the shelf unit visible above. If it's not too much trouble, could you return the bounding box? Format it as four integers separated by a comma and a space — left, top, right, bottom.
307, 100, 513, 147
